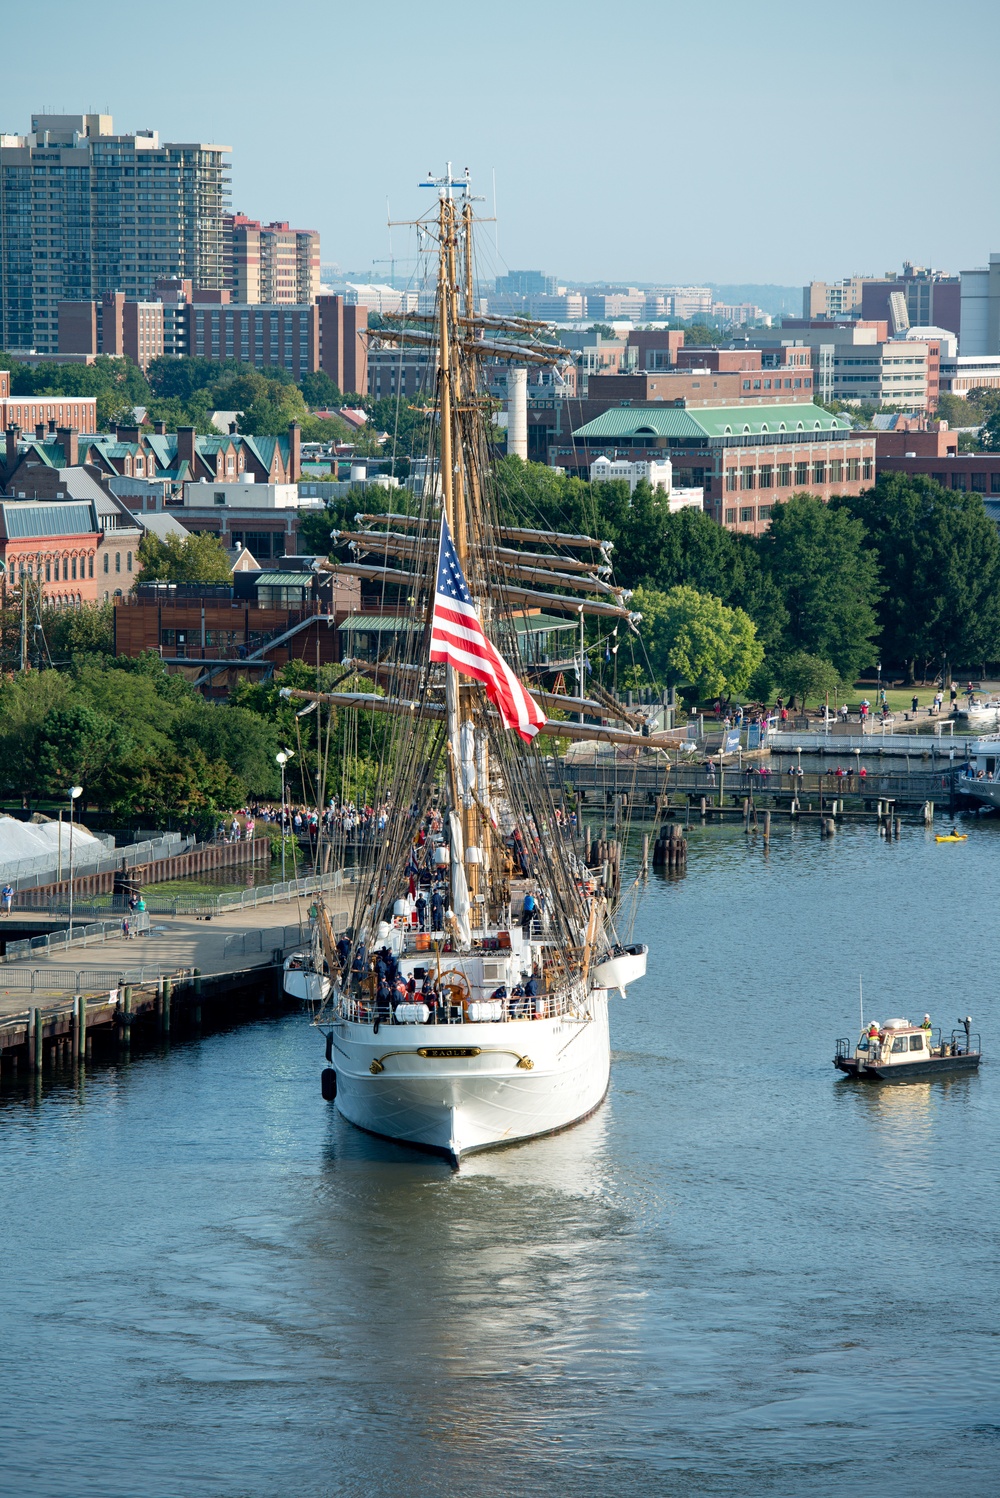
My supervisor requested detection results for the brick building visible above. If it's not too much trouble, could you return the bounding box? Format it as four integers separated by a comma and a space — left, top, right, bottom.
0, 499, 101, 606
560, 403, 875, 536
0, 366, 97, 436
318, 295, 368, 395
224, 216, 321, 305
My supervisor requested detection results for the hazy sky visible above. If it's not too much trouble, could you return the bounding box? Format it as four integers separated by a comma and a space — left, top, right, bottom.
8, 0, 1000, 287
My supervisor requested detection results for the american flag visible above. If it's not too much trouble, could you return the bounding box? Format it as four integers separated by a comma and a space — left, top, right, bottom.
430, 513, 546, 742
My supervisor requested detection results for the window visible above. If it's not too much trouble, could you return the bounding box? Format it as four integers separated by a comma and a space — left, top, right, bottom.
742, 380, 751, 391
127, 552, 132, 572
778, 463, 791, 487
753, 379, 761, 390
725, 469, 738, 491
794, 462, 808, 486
45, 560, 51, 581
214, 490, 227, 505
952, 473, 967, 491
104, 552, 109, 573
115, 552, 121, 573
71, 556, 77, 579
863, 458, 873, 481
758, 504, 771, 520
794, 377, 802, 389
891, 1036, 907, 1054
725, 507, 737, 524
63, 556, 68, 580
88, 555, 93, 578
813, 462, 826, 485
972, 473, 986, 493
740, 506, 754, 523
829, 459, 843, 484
909, 1034, 924, 1052
763, 379, 771, 390
992, 474, 1000, 494
847, 458, 860, 482
758, 464, 773, 489
740, 467, 755, 490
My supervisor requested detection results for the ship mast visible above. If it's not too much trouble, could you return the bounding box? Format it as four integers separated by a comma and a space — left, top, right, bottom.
431, 167, 477, 940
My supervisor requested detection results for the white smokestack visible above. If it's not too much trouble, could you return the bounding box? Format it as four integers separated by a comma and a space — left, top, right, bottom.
507, 368, 528, 460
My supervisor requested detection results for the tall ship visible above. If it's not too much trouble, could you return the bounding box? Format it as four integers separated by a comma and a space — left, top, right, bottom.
283, 168, 657, 1163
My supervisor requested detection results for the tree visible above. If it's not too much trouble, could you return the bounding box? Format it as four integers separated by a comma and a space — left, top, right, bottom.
833, 475, 1000, 679
45, 602, 114, 662
588, 323, 614, 340
138, 531, 233, 584
0, 670, 73, 805
778, 651, 844, 709
632, 584, 763, 706
36, 703, 133, 807
759, 495, 880, 681
173, 704, 281, 798
299, 371, 343, 409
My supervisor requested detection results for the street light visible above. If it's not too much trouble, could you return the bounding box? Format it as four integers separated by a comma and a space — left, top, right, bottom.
276, 750, 294, 881
67, 785, 83, 939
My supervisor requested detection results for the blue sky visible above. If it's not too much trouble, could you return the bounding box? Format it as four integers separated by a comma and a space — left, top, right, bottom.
8, 0, 999, 287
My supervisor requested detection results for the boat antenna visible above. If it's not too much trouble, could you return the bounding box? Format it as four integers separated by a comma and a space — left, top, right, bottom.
859, 974, 864, 1032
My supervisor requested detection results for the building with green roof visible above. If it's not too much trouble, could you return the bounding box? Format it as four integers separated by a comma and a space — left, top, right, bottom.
554, 402, 875, 536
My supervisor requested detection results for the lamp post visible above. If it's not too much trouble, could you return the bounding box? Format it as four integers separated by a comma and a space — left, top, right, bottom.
276, 750, 294, 881
67, 785, 83, 938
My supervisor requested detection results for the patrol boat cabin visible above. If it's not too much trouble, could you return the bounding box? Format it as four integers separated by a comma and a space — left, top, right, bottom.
834, 1017, 981, 1081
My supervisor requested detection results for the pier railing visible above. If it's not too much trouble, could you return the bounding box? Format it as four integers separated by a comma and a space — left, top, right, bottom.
560, 763, 955, 805
16, 869, 348, 923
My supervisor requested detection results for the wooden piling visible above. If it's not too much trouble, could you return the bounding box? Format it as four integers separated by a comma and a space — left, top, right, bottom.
73, 994, 85, 1064
30, 1007, 42, 1074
763, 810, 771, 845
641, 834, 649, 874
162, 977, 172, 1035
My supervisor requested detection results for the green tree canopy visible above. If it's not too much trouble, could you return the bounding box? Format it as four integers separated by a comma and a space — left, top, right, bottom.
138, 531, 233, 584
759, 495, 881, 681
632, 584, 763, 706
299, 370, 344, 408
778, 651, 844, 708
45, 602, 114, 664
832, 474, 1000, 678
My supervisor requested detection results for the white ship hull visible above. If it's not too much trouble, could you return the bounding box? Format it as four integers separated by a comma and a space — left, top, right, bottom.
328, 990, 611, 1161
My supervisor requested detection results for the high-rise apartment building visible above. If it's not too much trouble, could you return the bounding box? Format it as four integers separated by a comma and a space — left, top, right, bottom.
0, 112, 230, 354
224, 215, 320, 305
494, 270, 558, 297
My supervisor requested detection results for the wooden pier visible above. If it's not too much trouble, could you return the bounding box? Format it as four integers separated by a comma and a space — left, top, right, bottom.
0, 892, 349, 1079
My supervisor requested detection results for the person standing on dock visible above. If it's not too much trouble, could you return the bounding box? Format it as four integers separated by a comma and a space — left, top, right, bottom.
1, 882, 12, 917
912, 695, 919, 715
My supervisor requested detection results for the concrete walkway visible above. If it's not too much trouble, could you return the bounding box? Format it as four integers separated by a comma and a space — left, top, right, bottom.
0, 893, 352, 1017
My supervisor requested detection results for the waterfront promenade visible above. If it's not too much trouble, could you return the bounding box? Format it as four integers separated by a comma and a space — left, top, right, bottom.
0, 890, 351, 1018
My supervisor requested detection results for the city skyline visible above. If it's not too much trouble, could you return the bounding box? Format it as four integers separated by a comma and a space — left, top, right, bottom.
7, 0, 1000, 289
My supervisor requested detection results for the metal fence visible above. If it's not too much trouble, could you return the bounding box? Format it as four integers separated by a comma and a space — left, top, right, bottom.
562, 764, 956, 805
19, 869, 347, 922
0, 914, 150, 964
223, 922, 307, 961
0, 832, 192, 890
0, 965, 168, 993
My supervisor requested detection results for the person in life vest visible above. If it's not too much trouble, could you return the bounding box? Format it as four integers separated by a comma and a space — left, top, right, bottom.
921, 1013, 933, 1033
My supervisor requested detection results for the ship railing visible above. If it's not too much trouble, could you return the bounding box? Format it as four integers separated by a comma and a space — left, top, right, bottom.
947, 1028, 980, 1057
334, 987, 581, 1026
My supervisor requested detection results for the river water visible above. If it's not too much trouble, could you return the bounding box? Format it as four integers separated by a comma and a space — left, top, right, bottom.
2, 818, 999, 1497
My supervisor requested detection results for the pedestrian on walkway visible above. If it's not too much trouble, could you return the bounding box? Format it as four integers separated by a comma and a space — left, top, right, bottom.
1, 883, 12, 917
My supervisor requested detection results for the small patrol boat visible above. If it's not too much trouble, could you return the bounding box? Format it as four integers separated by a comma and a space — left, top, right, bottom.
835, 1016, 981, 1081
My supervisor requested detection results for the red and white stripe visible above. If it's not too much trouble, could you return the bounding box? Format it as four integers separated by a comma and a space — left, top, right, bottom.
431, 592, 546, 742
